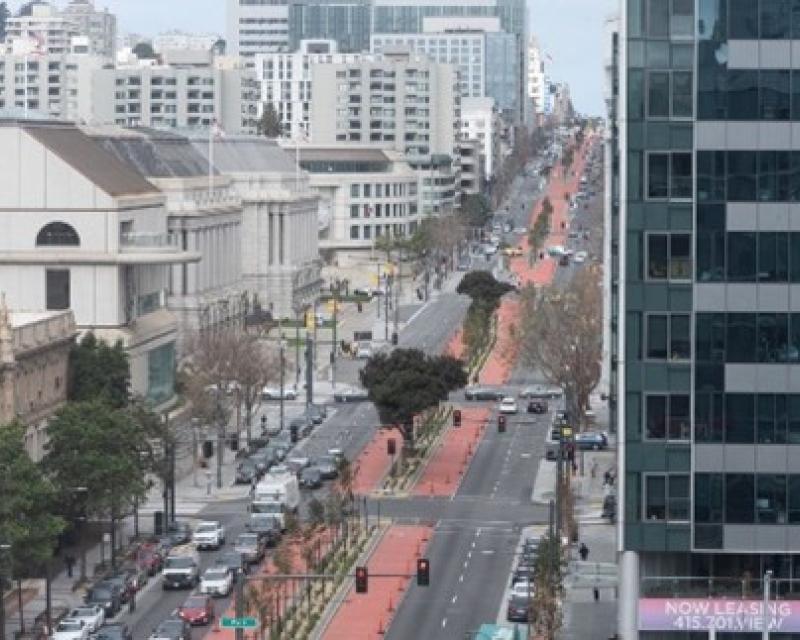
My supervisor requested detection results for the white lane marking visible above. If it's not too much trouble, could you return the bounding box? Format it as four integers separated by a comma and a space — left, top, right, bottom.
463, 560, 469, 569
442, 618, 447, 628
452, 595, 458, 604
459, 574, 464, 582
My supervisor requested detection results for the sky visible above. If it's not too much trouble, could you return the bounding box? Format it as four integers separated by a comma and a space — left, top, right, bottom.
14, 0, 617, 115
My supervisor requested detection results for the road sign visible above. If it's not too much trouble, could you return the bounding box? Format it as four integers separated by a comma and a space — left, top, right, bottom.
221, 617, 259, 629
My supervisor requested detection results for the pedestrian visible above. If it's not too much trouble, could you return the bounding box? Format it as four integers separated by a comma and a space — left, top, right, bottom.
128, 590, 136, 613
579, 542, 589, 561
590, 459, 598, 480
603, 469, 612, 487
64, 553, 75, 578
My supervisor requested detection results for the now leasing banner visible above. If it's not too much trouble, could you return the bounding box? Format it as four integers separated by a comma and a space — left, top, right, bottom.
639, 598, 800, 633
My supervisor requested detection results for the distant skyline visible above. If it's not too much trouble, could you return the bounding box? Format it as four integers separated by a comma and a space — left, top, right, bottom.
12, 0, 617, 114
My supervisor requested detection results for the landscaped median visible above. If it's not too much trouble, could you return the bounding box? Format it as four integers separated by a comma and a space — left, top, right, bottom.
320, 525, 433, 640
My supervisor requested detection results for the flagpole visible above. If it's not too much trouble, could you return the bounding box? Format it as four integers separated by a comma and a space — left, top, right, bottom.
208, 121, 214, 197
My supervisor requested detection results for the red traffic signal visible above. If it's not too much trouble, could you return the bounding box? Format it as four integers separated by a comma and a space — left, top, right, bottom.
498, 414, 507, 433
355, 566, 368, 593
453, 409, 462, 428
416, 558, 430, 586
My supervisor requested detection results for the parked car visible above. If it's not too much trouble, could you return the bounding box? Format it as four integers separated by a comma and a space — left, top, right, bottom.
136, 543, 164, 576
464, 386, 503, 401
509, 580, 535, 600
333, 386, 369, 403
299, 466, 323, 489
52, 618, 90, 640
307, 403, 327, 424
575, 431, 609, 450
199, 566, 233, 597
315, 455, 339, 480
88, 623, 133, 640
506, 595, 532, 623
286, 456, 312, 475
102, 574, 135, 604
527, 399, 548, 414
67, 606, 105, 633
262, 385, 298, 400
84, 582, 121, 617
234, 532, 266, 564
499, 396, 519, 414
177, 594, 215, 625
289, 414, 314, 438
148, 618, 191, 640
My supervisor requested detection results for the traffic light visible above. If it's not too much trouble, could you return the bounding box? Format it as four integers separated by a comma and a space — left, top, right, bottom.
391, 332, 398, 346
290, 424, 299, 443
355, 566, 368, 593
453, 409, 462, 428
416, 558, 430, 586
202, 440, 214, 458
498, 414, 507, 433
229, 433, 239, 451
387, 438, 397, 456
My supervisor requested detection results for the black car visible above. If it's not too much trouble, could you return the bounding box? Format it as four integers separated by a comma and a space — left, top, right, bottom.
103, 573, 136, 603
149, 617, 192, 640
215, 551, 248, 577
90, 623, 133, 640
235, 459, 259, 484
299, 467, 322, 489
163, 521, 191, 546
527, 400, 548, 414
85, 582, 121, 617
307, 404, 327, 424
289, 414, 314, 438
247, 514, 282, 546
506, 595, 532, 623
315, 455, 338, 480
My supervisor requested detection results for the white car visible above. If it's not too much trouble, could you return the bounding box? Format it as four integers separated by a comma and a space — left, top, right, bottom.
356, 342, 373, 359
199, 566, 233, 597
573, 251, 588, 264
499, 397, 518, 414
192, 520, 226, 550
262, 385, 298, 400
509, 580, 535, 600
65, 606, 104, 633
51, 618, 89, 640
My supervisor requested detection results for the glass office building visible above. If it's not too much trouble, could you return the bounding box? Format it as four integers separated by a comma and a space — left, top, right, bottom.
288, 0, 371, 53
615, 1, 800, 638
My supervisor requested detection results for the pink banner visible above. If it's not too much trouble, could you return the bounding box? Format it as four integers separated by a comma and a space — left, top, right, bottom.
640, 598, 800, 633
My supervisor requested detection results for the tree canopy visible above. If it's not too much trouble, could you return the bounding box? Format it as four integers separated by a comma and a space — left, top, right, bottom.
359, 349, 467, 430
0, 423, 64, 578
257, 103, 282, 138
68, 332, 130, 409
456, 271, 515, 309
461, 193, 491, 229
133, 41, 158, 60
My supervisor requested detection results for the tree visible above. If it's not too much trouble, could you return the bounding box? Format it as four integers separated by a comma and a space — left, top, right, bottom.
258, 103, 283, 137
456, 271, 514, 309
360, 349, 467, 440
0, 423, 65, 580
460, 193, 491, 229
532, 534, 564, 639
517, 269, 602, 430
44, 401, 162, 560
132, 41, 157, 60
68, 332, 130, 409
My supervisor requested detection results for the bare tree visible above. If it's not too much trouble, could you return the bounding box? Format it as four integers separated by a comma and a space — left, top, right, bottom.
517, 269, 602, 431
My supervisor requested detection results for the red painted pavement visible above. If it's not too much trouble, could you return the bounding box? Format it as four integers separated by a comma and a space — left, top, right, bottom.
322, 525, 433, 640
412, 407, 490, 496
478, 298, 520, 386
444, 327, 465, 359
352, 429, 396, 494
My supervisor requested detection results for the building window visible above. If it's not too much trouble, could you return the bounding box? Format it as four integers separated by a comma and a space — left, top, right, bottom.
36, 221, 80, 246
644, 474, 690, 522
645, 394, 691, 440
350, 204, 359, 218
725, 473, 755, 523
45, 269, 70, 310
757, 474, 787, 523
350, 225, 359, 240
646, 232, 691, 280
647, 70, 693, 119
646, 152, 691, 200
646, 313, 691, 360
363, 225, 372, 240
351, 183, 360, 198
147, 342, 175, 405
695, 473, 724, 523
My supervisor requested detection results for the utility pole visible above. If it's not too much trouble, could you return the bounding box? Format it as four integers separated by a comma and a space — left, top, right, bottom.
393, 257, 401, 342
331, 287, 338, 389
305, 332, 314, 407
0, 543, 10, 640
216, 394, 224, 490
384, 280, 390, 342
235, 573, 245, 640
279, 336, 286, 433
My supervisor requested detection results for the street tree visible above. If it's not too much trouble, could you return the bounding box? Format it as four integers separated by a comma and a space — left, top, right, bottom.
44, 401, 161, 559
68, 332, 130, 409
360, 349, 467, 441
0, 422, 65, 580
460, 193, 491, 229
132, 41, 157, 60
456, 271, 514, 309
517, 269, 602, 429
258, 102, 282, 137
532, 534, 564, 639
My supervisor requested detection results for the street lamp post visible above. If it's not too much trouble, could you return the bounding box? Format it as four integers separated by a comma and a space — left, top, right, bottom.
279, 334, 286, 434
0, 543, 10, 640
763, 569, 774, 640
70, 486, 89, 582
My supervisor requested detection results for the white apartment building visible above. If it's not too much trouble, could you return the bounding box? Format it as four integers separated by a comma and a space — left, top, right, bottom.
309, 48, 460, 215
90, 50, 258, 133
61, 0, 116, 58
0, 119, 200, 405
153, 31, 221, 53
458, 138, 481, 195
226, 0, 290, 63
297, 147, 420, 264
5, 3, 79, 55
256, 39, 364, 139
526, 37, 546, 117
461, 96, 498, 178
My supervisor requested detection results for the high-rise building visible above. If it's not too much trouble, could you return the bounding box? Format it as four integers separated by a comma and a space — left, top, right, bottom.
61, 0, 116, 58
288, 0, 371, 53
526, 37, 546, 119
308, 48, 460, 214
153, 31, 222, 53
226, 0, 290, 62
612, 1, 800, 638
5, 3, 79, 55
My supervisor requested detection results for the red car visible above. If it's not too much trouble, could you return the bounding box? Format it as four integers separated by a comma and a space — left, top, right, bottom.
136, 544, 164, 576
177, 594, 214, 625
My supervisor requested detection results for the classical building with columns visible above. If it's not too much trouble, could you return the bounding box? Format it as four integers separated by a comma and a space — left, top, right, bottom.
0, 296, 76, 460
